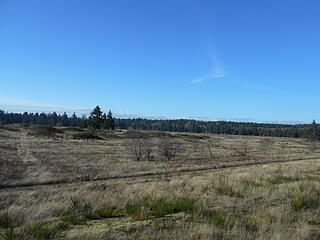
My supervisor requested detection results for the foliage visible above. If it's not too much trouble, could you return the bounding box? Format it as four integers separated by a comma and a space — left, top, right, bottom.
71, 130, 102, 140
0, 109, 313, 138
28, 125, 62, 137
88, 106, 104, 129
307, 120, 320, 141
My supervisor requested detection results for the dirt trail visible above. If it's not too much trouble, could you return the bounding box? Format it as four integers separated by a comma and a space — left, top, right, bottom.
1, 155, 319, 190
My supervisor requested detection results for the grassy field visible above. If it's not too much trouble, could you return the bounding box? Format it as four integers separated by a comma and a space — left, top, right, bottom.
1, 124, 320, 239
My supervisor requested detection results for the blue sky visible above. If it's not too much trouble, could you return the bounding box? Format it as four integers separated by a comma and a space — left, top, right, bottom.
0, 0, 319, 123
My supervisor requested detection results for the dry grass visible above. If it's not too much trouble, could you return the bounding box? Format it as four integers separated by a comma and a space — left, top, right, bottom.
0, 125, 317, 187
1, 125, 320, 239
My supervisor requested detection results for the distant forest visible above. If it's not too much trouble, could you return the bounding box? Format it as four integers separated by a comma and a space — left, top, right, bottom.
0, 109, 313, 138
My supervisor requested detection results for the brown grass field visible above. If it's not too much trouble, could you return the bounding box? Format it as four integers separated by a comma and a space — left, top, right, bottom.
1, 124, 320, 239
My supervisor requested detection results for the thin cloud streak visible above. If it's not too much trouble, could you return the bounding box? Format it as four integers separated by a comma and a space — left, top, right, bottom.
192, 55, 225, 84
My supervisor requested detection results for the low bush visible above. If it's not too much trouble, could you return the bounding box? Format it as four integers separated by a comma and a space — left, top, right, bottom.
28, 125, 62, 137
71, 132, 102, 140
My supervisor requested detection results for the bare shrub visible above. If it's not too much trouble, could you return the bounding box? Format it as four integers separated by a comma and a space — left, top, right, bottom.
125, 130, 153, 161
158, 136, 183, 161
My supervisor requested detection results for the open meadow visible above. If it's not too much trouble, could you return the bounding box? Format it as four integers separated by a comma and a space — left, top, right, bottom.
1, 124, 320, 239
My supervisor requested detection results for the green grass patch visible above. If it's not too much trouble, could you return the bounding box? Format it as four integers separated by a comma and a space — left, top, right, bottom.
24, 222, 61, 240
126, 203, 148, 221
54, 197, 116, 225
126, 197, 196, 220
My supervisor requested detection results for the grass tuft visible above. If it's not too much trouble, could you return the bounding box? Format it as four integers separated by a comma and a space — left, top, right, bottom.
202, 209, 226, 227
0, 213, 14, 229
214, 179, 244, 198
290, 184, 320, 211
24, 222, 59, 240
291, 193, 306, 211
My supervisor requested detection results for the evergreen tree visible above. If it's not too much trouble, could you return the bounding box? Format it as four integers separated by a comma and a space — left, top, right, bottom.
49, 112, 58, 126
308, 120, 320, 141
61, 112, 69, 126
88, 106, 103, 129
101, 113, 108, 129
70, 112, 78, 126
79, 115, 88, 128
106, 110, 115, 130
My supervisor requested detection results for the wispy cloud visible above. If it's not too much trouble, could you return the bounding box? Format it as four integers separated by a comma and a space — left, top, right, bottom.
192, 55, 225, 84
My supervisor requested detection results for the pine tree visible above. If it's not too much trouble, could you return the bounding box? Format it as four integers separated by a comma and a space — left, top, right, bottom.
101, 113, 108, 129
309, 120, 320, 141
106, 110, 115, 130
79, 115, 88, 128
70, 112, 78, 126
61, 112, 69, 126
88, 106, 103, 129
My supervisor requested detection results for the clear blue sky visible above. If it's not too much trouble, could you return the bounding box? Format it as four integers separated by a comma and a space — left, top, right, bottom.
1, 0, 319, 123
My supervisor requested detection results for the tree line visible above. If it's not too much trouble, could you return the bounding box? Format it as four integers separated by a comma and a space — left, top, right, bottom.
0, 107, 319, 139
